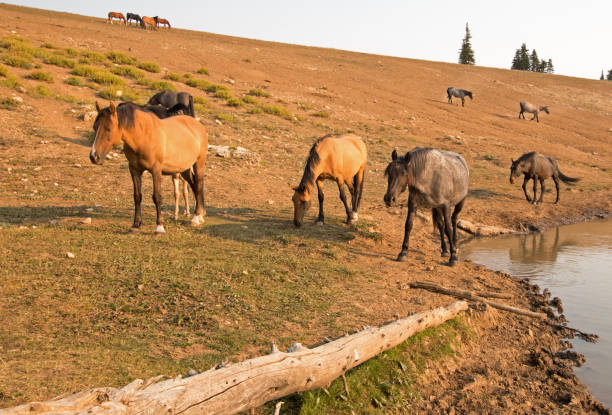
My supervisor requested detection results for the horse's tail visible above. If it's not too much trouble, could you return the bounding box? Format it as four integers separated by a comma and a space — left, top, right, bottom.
558, 169, 579, 184
188, 95, 195, 117
167, 21, 172, 28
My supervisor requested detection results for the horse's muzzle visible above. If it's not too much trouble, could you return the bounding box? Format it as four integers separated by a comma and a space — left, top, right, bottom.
89, 151, 103, 165
384, 194, 396, 207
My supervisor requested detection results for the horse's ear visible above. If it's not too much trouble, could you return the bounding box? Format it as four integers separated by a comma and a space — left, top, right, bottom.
404, 152, 411, 163
289, 184, 298, 191
95, 101, 102, 113
391, 149, 398, 161
511, 158, 515, 164
109, 101, 116, 114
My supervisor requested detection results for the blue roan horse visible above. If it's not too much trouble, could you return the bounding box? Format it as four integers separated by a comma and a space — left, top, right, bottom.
447, 87, 473, 107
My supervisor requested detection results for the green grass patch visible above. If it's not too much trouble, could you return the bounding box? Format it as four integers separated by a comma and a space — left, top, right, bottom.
64, 48, 79, 57
72, 66, 124, 86
196, 67, 209, 75
32, 85, 53, 97
55, 94, 80, 103
240, 95, 259, 105
137, 61, 160, 73
64, 76, 82, 86
149, 81, 176, 91
0, 97, 20, 110
40, 42, 56, 49
0, 64, 8, 77
42, 54, 76, 68
25, 71, 53, 83
247, 106, 263, 114
311, 111, 330, 118
110, 66, 145, 79
81, 51, 106, 64
225, 97, 242, 107
106, 51, 137, 65
214, 89, 233, 100
98, 86, 141, 102
163, 72, 182, 82
2, 54, 33, 69
247, 88, 270, 98
0, 75, 22, 89
193, 96, 208, 105
261, 105, 292, 120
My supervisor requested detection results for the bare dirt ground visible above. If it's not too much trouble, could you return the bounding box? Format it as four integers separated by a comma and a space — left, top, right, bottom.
0, 4, 611, 413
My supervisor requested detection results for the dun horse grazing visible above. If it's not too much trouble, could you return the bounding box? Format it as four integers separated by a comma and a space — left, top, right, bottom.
126, 13, 142, 26
510, 152, 578, 204
107, 12, 126, 24
447, 87, 473, 107
154, 16, 171, 28
140, 16, 157, 30
148, 90, 195, 117
519, 101, 549, 122
384, 148, 469, 266
291, 134, 367, 227
90, 101, 208, 233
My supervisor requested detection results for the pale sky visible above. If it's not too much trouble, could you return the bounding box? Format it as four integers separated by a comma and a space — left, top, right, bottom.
5, 1, 611, 79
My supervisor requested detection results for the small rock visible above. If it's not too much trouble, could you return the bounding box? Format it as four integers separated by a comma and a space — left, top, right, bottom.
66, 252, 75, 259
425, 266, 434, 271
49, 219, 58, 225
13, 96, 23, 103
242, 270, 248, 275
17, 86, 26, 93
115, 90, 123, 97
215, 119, 223, 126
137, 284, 144, 291
267, 200, 274, 205
105, 154, 112, 160
53, 182, 59, 186
81, 111, 97, 121
86, 207, 94, 212
34, 167, 41, 171
74, 163, 81, 168
81, 217, 92, 224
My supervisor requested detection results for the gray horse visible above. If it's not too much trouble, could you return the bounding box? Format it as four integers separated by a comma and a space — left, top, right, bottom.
510, 152, 578, 204
147, 90, 195, 117
447, 87, 473, 107
384, 148, 469, 266
519, 101, 549, 122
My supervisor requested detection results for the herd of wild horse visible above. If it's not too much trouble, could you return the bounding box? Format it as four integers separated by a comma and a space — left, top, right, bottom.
89, 86, 578, 267
107, 12, 170, 30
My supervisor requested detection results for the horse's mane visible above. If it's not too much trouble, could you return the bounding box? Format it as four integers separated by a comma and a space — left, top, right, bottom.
517, 151, 537, 163
94, 102, 157, 129
297, 135, 332, 192
384, 147, 430, 177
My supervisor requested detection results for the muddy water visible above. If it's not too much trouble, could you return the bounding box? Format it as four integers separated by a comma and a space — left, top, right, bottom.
461, 219, 612, 406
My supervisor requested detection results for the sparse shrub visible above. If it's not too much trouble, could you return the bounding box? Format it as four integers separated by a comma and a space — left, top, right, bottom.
311, 111, 330, 118
149, 81, 176, 91
0, 65, 8, 77
226, 97, 242, 107
111, 66, 145, 79
106, 51, 137, 65
164, 72, 182, 81
81, 51, 105, 63
206, 83, 229, 94
136, 78, 152, 86
98, 86, 140, 102
64, 76, 81, 86
298, 103, 312, 111
40, 42, 56, 49
247, 106, 263, 114
64, 48, 79, 57
32, 85, 52, 97
196, 67, 209, 75
78, 58, 91, 65
247, 88, 270, 97
43, 55, 75, 68
26, 71, 53, 83
2, 54, 33, 69
0, 97, 19, 110
55, 94, 79, 103
214, 89, 232, 100
72, 65, 124, 86
137, 61, 160, 73
216, 113, 237, 122
183, 73, 192, 79
241, 95, 259, 105
193, 96, 207, 105
261, 105, 291, 119
184, 78, 209, 89
483, 153, 496, 161
243, 58, 251, 63
0, 75, 21, 89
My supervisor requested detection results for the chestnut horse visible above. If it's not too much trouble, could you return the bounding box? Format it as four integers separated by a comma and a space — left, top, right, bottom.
107, 12, 126, 24
154, 16, 171, 28
141, 16, 157, 30
90, 101, 208, 233
291, 134, 367, 227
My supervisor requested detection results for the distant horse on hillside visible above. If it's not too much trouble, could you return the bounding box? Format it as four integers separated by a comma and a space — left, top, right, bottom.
384, 147, 469, 266
126, 13, 142, 26
510, 152, 578, 204
90, 101, 208, 233
140, 16, 157, 30
519, 101, 549, 123
447, 87, 473, 107
291, 134, 367, 227
147, 90, 195, 117
107, 12, 126, 25
154, 16, 171, 28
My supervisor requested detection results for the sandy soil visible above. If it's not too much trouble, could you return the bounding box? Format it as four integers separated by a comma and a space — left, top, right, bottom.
0, 4, 611, 413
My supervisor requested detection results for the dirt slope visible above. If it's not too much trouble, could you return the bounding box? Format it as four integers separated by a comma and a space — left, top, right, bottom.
0, 4, 611, 413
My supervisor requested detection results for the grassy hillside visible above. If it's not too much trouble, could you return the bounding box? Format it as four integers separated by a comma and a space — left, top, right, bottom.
0, 3, 610, 412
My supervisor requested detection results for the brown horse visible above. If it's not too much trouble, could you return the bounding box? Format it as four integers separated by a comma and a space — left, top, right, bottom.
90, 101, 208, 233
510, 152, 578, 204
154, 16, 171, 28
291, 134, 367, 227
107, 12, 126, 24
141, 16, 157, 30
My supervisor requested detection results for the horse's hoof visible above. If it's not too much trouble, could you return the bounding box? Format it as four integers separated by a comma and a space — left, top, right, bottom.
441, 251, 450, 257
449, 255, 458, 266
191, 215, 204, 226
396, 254, 407, 262
315, 220, 324, 226
155, 225, 166, 234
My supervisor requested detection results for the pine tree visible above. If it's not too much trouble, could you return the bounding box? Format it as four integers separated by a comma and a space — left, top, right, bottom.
511, 49, 522, 70
601, 70, 605, 80
530, 49, 540, 72
537, 60, 547, 73
546, 59, 554, 74
608, 69, 612, 80
519, 43, 530, 70
458, 23, 475, 65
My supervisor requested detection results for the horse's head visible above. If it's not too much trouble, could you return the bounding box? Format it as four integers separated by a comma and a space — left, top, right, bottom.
90, 101, 121, 165
509, 158, 523, 184
466, 91, 473, 100
540, 106, 550, 114
291, 184, 311, 227
384, 149, 410, 207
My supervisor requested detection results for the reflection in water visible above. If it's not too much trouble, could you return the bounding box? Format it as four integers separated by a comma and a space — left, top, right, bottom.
462, 219, 612, 407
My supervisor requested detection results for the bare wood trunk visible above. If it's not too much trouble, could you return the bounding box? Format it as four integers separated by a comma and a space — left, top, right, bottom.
457, 219, 518, 236
408, 281, 546, 319
0, 301, 467, 415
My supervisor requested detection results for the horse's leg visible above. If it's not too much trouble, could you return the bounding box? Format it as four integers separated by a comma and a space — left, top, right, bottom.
532, 175, 538, 204
442, 206, 458, 266
315, 179, 325, 225
451, 198, 465, 248
522, 176, 532, 202
172, 174, 180, 220
182, 178, 190, 216
535, 112, 539, 123
553, 175, 560, 204
433, 208, 448, 257
519, 110, 523, 119
129, 165, 143, 231
336, 180, 353, 224
538, 178, 545, 204
461, 97, 465, 107
151, 168, 165, 234
191, 157, 206, 226
397, 194, 416, 262
352, 166, 366, 214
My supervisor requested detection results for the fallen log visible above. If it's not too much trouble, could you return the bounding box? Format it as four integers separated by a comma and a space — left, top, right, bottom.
0, 301, 468, 415
408, 281, 546, 319
457, 219, 518, 237
406, 281, 512, 300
